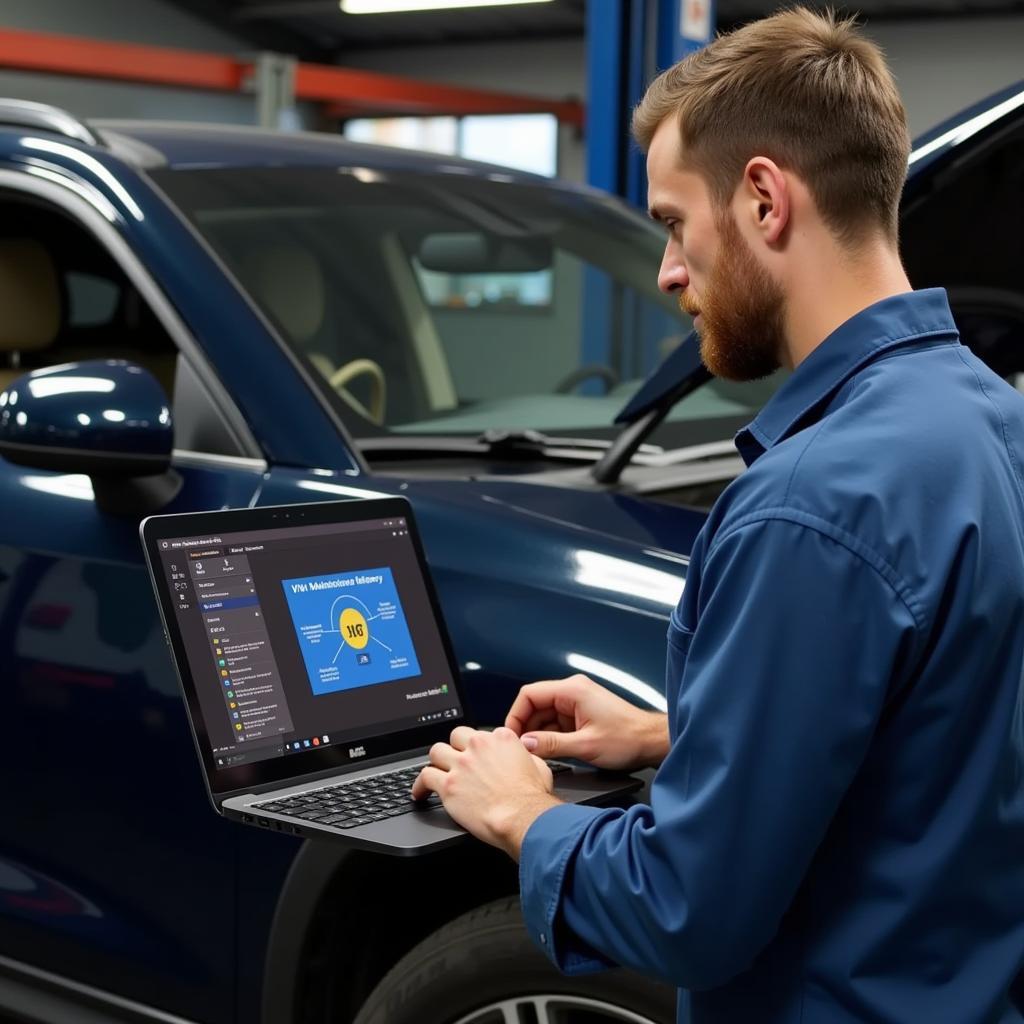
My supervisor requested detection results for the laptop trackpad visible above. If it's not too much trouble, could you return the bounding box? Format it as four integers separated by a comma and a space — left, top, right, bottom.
346, 768, 640, 856
353, 804, 467, 855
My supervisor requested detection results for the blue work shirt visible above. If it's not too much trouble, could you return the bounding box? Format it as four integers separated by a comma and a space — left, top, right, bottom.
520, 289, 1024, 1023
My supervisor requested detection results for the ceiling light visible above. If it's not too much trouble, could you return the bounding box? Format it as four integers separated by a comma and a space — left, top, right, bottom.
341, 0, 554, 14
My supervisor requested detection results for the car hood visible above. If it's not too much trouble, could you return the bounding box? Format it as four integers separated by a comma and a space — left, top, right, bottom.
268, 471, 705, 594
399, 477, 702, 612
400, 480, 697, 712
411, 476, 705, 554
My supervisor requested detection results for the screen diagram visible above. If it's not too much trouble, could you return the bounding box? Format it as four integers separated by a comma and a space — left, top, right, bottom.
282, 567, 421, 696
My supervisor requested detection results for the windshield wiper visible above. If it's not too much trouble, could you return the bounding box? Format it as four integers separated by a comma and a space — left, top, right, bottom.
358, 332, 713, 474
479, 429, 606, 452
592, 330, 712, 484
478, 429, 667, 460
357, 431, 662, 462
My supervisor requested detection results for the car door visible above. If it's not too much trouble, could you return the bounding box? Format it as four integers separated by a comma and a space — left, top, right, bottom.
0, 182, 265, 1023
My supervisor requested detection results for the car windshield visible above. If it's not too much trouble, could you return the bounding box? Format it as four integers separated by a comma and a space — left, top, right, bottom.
153, 165, 783, 448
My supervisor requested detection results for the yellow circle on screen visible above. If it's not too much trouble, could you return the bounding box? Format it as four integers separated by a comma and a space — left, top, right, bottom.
339, 607, 370, 650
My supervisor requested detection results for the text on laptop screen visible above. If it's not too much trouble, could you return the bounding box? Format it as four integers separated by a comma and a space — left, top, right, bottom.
157, 515, 462, 770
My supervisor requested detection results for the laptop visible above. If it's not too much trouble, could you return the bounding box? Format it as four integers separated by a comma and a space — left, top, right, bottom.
140, 497, 641, 856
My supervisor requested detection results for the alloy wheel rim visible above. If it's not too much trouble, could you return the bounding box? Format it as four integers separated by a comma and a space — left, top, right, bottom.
452, 993, 662, 1024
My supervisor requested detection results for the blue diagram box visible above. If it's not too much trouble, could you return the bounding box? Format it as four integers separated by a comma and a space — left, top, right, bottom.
281, 566, 421, 696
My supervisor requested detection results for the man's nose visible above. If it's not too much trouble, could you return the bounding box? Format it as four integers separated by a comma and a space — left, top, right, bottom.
657, 244, 689, 295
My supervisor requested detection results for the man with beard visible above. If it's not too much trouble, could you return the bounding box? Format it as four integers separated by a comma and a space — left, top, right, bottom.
412, 7, 1024, 1022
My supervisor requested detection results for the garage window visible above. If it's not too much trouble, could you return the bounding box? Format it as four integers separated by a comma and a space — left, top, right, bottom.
344, 114, 559, 311
343, 113, 558, 177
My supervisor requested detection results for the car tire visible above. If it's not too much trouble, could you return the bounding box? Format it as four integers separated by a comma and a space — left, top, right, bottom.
352, 896, 678, 1024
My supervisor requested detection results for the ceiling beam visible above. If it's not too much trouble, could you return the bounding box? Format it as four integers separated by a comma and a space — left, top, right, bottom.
167, 0, 333, 59
855, 1, 1024, 20
719, 0, 1024, 27
233, 0, 340, 18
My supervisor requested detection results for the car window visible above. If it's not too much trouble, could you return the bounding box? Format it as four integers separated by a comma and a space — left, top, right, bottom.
0, 194, 245, 458
154, 167, 789, 451
153, 168, 737, 443
66, 271, 121, 327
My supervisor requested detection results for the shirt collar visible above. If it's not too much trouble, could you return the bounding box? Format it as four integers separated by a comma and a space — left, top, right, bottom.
735, 288, 959, 467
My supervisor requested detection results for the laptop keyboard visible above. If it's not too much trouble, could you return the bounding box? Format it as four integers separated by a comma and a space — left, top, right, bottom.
251, 760, 571, 830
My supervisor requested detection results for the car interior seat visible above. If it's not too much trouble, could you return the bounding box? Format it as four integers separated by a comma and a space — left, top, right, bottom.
0, 237, 60, 392
239, 241, 388, 425
0, 204, 179, 399
242, 242, 327, 360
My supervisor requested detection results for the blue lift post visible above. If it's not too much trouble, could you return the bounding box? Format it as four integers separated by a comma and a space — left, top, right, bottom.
583, 0, 714, 386
586, 0, 716, 208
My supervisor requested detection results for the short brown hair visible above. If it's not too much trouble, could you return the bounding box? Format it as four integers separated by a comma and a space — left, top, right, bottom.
632, 6, 910, 243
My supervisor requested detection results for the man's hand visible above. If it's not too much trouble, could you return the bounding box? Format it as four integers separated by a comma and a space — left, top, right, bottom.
412, 726, 562, 860
505, 673, 669, 771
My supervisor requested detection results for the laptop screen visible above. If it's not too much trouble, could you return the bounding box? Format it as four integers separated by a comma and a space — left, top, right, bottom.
151, 505, 464, 781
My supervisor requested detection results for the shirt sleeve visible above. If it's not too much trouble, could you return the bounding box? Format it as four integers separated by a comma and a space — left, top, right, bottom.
518, 513, 921, 989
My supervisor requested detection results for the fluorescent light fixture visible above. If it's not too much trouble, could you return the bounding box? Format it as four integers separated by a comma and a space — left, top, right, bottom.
342, 0, 553, 14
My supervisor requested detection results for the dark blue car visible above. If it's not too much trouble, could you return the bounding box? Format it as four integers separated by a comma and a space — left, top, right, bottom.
0, 84, 1021, 1023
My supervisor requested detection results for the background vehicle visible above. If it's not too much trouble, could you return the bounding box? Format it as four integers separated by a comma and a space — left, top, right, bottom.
0, 85, 1022, 1023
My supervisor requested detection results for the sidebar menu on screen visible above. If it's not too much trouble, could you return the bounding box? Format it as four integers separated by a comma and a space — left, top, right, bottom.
186, 547, 295, 750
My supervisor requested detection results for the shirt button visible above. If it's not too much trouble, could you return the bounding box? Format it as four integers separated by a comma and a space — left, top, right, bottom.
539, 933, 547, 944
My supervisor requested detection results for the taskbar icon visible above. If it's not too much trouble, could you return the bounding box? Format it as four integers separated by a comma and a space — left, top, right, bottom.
286, 735, 331, 752
418, 708, 460, 724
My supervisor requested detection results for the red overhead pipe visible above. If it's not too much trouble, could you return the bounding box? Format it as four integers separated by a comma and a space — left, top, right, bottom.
296, 64, 583, 125
0, 26, 583, 125
0, 27, 244, 91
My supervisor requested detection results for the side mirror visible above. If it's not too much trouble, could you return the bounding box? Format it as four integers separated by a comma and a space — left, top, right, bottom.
0, 359, 181, 515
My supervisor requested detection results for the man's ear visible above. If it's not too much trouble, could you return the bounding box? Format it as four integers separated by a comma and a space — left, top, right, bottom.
741, 157, 789, 246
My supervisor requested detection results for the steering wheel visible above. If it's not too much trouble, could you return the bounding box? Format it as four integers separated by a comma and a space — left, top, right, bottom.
554, 364, 621, 395
328, 358, 387, 426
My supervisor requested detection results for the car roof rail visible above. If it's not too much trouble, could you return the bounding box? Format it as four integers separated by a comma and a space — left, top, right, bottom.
0, 99, 100, 147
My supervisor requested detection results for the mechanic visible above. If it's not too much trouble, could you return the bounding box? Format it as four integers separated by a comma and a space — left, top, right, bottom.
412, 7, 1024, 1022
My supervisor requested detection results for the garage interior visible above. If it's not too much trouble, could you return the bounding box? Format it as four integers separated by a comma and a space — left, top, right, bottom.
0, 2, 1021, 1024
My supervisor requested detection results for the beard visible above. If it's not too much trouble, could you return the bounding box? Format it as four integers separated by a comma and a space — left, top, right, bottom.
680, 212, 786, 382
